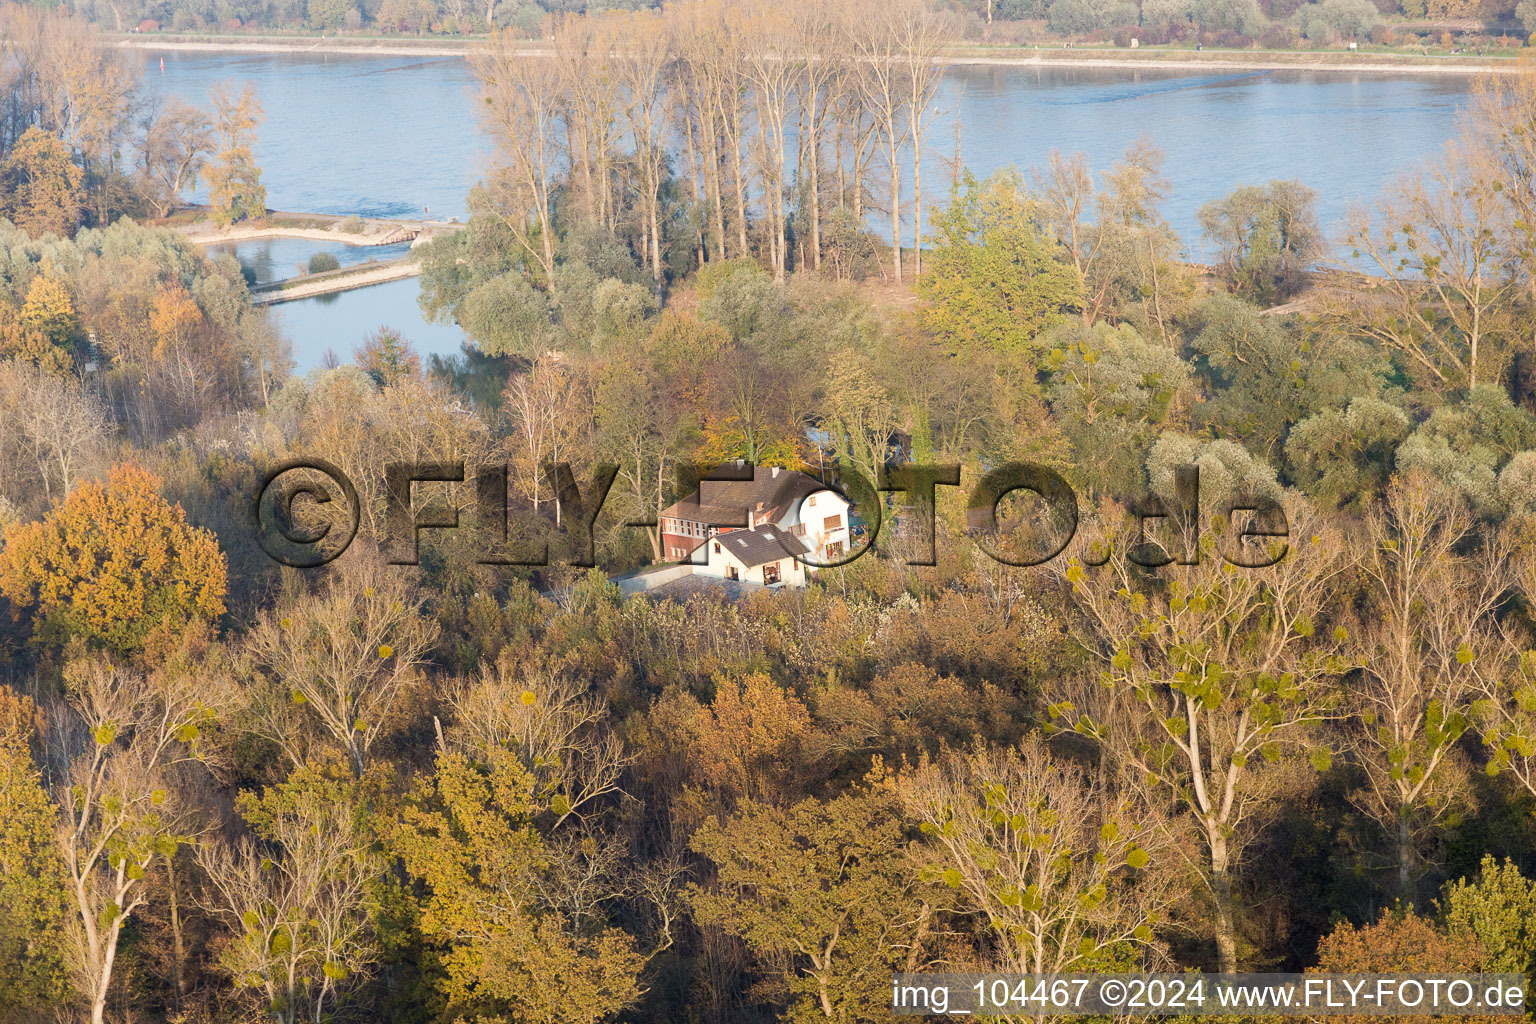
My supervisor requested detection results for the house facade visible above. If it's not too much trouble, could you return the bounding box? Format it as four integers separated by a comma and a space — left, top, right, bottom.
656, 464, 852, 588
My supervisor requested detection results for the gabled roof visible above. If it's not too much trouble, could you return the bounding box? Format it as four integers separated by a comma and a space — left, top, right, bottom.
660, 464, 826, 527
714, 524, 808, 569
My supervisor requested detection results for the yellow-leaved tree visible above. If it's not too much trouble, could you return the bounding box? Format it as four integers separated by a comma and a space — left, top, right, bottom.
389, 748, 646, 1024
0, 126, 84, 238
0, 463, 228, 655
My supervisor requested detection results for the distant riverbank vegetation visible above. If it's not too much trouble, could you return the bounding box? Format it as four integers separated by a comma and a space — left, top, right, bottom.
63, 0, 1536, 58
16, 1, 1536, 1022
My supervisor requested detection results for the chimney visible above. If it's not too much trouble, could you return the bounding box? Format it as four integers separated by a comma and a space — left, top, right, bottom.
771, 466, 779, 478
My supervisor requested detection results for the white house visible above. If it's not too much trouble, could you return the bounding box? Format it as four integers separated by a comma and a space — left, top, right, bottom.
654, 464, 852, 589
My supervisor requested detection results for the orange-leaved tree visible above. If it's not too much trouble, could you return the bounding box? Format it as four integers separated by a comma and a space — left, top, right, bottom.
0, 464, 227, 654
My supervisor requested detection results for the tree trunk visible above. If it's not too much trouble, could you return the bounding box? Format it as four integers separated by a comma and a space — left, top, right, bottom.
1397, 812, 1415, 904
912, 134, 923, 278
1209, 834, 1238, 974
889, 142, 902, 282
809, 104, 822, 270
166, 854, 187, 1014
92, 923, 123, 1024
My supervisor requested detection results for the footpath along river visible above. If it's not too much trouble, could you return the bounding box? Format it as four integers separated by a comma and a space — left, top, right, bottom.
139, 50, 1472, 370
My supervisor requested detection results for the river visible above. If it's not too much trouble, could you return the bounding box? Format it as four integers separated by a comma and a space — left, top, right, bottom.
140, 51, 1473, 370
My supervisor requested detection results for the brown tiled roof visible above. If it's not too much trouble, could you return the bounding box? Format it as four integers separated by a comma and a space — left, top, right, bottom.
713, 525, 808, 569
660, 465, 824, 527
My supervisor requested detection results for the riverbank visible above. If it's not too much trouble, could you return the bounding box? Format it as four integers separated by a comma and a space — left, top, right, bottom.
171, 207, 448, 247
114, 31, 1525, 74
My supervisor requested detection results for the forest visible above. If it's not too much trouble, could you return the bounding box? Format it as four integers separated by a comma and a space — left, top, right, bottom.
7, 0, 1536, 1022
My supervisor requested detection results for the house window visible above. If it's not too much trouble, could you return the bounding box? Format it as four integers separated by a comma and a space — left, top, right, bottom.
713, 542, 721, 554
808, 495, 816, 507
823, 515, 842, 531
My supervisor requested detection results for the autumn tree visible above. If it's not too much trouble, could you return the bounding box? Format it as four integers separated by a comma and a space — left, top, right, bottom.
207, 82, 266, 226
446, 662, 630, 828
389, 747, 646, 1024
0, 688, 69, 1018
0, 272, 80, 377
353, 325, 422, 387
1313, 909, 1488, 987
0, 125, 82, 237
920, 168, 1083, 359
0, 463, 228, 655
690, 787, 936, 1021
692, 672, 815, 804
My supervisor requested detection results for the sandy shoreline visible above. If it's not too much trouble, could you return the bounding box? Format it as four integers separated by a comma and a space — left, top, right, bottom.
115, 33, 1520, 74
185, 224, 395, 245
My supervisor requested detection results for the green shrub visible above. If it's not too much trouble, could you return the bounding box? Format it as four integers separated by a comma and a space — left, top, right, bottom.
308, 252, 341, 274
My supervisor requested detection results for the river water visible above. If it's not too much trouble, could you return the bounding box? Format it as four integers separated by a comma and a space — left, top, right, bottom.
140, 51, 1473, 370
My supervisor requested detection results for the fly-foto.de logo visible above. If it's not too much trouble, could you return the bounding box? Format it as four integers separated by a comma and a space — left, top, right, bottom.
253, 459, 1291, 571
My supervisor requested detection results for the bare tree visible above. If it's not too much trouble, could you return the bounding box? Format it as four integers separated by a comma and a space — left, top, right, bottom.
1341, 140, 1516, 392
43, 656, 234, 1024
503, 352, 589, 525
1058, 505, 1351, 972
553, 13, 623, 231
1348, 470, 1509, 901
199, 789, 375, 1024
446, 663, 631, 829
138, 96, 215, 219
474, 31, 567, 293
849, 0, 912, 281
733, 2, 798, 281
671, 0, 737, 261
905, 736, 1178, 974
0, 361, 109, 507
246, 555, 437, 774
791, 0, 841, 271
613, 10, 675, 291
893, 0, 948, 279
